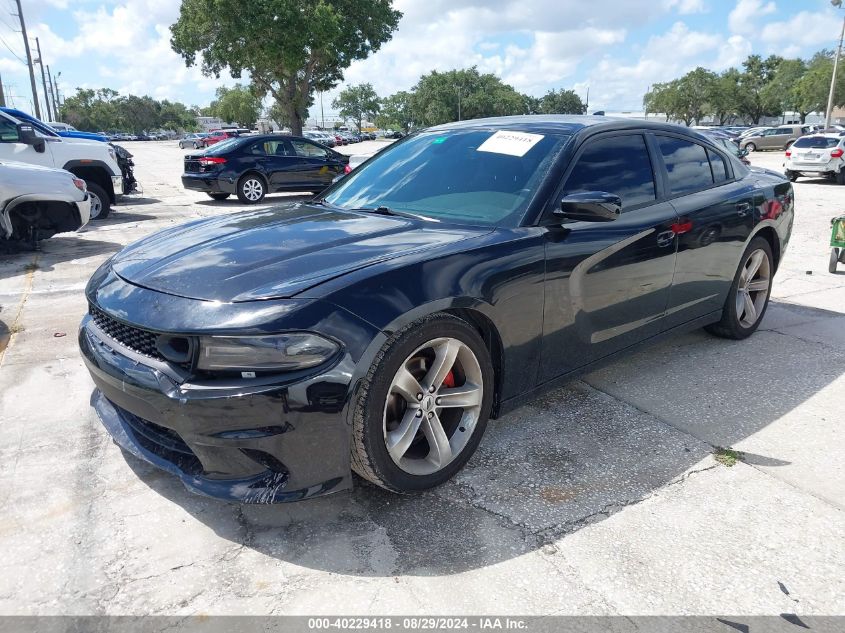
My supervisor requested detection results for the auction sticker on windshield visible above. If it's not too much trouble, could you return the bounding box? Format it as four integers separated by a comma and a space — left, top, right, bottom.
477, 130, 544, 157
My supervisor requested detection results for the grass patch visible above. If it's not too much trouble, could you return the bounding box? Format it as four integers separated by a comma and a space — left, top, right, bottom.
714, 447, 742, 467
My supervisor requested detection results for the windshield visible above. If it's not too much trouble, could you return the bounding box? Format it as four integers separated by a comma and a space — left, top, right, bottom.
793, 136, 841, 149
324, 129, 568, 226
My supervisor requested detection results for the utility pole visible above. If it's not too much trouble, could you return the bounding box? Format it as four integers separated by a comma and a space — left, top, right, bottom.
51, 69, 61, 119
34, 37, 52, 120
46, 65, 56, 118
0, 73, 5, 107
825, 0, 845, 129
13, 0, 41, 118
585, 87, 589, 113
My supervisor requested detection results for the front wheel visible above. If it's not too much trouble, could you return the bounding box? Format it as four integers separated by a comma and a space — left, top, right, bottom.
744, 142, 756, 152
706, 237, 773, 339
86, 182, 110, 220
831, 248, 841, 274
351, 314, 494, 493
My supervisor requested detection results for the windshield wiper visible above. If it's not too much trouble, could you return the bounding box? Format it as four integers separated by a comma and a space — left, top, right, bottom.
353, 206, 432, 221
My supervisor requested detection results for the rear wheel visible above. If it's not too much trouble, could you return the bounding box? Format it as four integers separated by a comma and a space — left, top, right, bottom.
351, 314, 494, 493
706, 237, 773, 339
207, 192, 230, 201
744, 142, 756, 152
86, 182, 110, 220
831, 248, 841, 274
236, 174, 266, 204
836, 168, 845, 185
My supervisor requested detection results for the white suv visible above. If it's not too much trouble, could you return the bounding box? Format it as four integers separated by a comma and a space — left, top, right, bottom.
784, 133, 845, 184
0, 111, 123, 218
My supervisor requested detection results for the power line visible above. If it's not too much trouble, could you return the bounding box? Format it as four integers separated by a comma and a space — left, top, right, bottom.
0, 33, 24, 63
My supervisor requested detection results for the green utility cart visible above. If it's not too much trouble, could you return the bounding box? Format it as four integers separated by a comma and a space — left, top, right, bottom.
831, 215, 845, 273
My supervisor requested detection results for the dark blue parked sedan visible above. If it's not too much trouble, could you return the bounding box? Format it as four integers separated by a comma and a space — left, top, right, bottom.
81, 116, 793, 503
181, 134, 349, 203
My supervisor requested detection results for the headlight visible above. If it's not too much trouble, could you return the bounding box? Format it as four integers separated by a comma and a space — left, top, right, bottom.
197, 333, 339, 372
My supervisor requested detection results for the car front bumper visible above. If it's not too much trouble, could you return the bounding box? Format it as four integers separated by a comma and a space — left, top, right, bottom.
112, 175, 124, 196
181, 173, 236, 195
77, 194, 92, 227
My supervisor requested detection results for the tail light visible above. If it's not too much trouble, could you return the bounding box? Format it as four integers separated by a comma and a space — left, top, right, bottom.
785, 150, 791, 157
198, 157, 227, 166
831, 148, 844, 158
344, 164, 352, 174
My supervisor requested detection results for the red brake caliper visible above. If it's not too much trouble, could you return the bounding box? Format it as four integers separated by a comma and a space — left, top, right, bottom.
443, 370, 456, 389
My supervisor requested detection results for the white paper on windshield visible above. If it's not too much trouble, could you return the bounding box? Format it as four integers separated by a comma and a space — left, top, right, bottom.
477, 130, 544, 157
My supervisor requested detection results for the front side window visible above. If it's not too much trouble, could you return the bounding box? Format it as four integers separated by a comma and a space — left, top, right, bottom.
562, 134, 656, 209
0, 117, 19, 142
657, 136, 713, 195
291, 140, 328, 159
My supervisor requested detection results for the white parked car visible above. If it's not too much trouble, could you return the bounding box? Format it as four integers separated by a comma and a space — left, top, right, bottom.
784, 133, 845, 184
0, 111, 123, 219
0, 160, 91, 247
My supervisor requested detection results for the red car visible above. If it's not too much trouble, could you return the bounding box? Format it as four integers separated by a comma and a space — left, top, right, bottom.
202, 130, 238, 147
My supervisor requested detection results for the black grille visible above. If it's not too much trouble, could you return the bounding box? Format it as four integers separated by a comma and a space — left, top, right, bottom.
117, 405, 204, 476
89, 305, 165, 362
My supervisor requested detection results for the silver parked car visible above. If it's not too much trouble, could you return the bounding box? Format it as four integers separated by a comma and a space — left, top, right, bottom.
0, 160, 91, 247
740, 124, 813, 152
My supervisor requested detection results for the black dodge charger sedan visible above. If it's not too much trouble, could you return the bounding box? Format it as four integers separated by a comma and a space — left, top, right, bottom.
80, 116, 793, 503
181, 134, 349, 203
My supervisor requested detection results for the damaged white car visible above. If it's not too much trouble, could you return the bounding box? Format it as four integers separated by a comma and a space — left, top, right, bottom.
0, 160, 91, 248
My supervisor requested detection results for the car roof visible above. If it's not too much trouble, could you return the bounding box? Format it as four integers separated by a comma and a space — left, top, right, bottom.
427, 114, 726, 145
799, 133, 844, 139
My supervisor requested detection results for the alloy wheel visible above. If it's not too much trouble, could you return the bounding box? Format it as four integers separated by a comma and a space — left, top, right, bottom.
242, 178, 264, 202
89, 191, 103, 220
383, 337, 483, 476
736, 248, 770, 328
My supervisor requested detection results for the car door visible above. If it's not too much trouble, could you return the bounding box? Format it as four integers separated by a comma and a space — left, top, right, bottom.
253, 139, 300, 190
540, 132, 679, 381
289, 139, 344, 187
763, 128, 788, 150
654, 134, 757, 330
0, 115, 55, 167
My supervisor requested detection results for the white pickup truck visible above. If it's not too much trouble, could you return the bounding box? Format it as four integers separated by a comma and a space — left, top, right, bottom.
0, 110, 123, 219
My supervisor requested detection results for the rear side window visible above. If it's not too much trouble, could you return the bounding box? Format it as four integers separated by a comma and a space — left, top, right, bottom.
563, 134, 656, 208
707, 149, 729, 183
793, 136, 840, 149
657, 136, 713, 195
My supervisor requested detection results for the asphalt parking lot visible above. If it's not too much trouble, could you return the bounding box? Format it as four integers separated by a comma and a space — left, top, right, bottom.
0, 141, 843, 615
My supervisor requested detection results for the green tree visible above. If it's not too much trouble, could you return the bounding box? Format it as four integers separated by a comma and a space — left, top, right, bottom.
376, 90, 414, 132
643, 81, 681, 122
736, 54, 783, 123
59, 88, 197, 132
333, 83, 380, 131
411, 67, 526, 126
170, 0, 402, 135
537, 89, 586, 114
209, 84, 262, 128
710, 68, 743, 125
763, 58, 808, 121
794, 50, 845, 121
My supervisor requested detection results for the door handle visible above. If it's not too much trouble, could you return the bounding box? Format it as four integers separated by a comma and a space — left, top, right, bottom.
736, 202, 752, 217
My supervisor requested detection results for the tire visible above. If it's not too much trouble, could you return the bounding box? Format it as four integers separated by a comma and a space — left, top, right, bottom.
179, 141, 184, 149
236, 173, 266, 204
785, 170, 799, 182
207, 192, 231, 201
744, 142, 756, 152
706, 236, 773, 340
351, 313, 495, 493
836, 169, 845, 185
831, 248, 841, 274
86, 182, 110, 220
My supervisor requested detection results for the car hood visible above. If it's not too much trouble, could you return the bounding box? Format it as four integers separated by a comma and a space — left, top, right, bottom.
111, 203, 489, 302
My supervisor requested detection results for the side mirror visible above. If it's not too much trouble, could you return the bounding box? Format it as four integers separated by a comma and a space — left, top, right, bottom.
17, 123, 45, 153
555, 191, 622, 222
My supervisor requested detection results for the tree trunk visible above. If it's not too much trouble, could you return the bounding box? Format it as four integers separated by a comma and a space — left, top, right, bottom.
287, 100, 304, 136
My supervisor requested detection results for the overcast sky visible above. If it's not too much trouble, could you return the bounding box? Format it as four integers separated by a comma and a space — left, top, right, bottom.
0, 0, 841, 118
